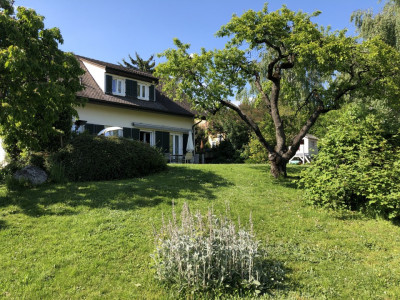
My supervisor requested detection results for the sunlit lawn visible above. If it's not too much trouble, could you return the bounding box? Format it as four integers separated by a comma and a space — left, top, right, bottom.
0, 164, 399, 299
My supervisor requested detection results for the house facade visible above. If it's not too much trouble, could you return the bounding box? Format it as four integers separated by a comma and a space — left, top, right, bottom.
75, 56, 195, 159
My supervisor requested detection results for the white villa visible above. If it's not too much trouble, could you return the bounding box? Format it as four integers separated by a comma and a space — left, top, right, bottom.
0, 55, 197, 165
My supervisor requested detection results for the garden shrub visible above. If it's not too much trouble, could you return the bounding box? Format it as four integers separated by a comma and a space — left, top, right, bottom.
242, 135, 269, 164
47, 134, 167, 182
151, 203, 284, 297
210, 140, 244, 163
299, 106, 400, 220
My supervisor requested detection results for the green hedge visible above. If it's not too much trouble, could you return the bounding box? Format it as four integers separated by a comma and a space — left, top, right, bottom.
299, 107, 400, 220
47, 135, 167, 182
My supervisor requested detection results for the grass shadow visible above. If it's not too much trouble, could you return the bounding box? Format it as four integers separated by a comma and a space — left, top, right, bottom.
0, 219, 7, 230
261, 259, 295, 297
0, 165, 232, 217
247, 164, 304, 189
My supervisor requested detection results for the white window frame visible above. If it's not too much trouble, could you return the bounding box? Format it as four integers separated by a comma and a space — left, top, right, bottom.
169, 133, 183, 155
112, 76, 125, 96
137, 82, 149, 100
139, 130, 154, 146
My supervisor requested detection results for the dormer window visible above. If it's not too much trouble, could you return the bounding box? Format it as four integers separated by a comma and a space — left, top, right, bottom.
137, 83, 149, 100
112, 77, 124, 96
105, 74, 155, 101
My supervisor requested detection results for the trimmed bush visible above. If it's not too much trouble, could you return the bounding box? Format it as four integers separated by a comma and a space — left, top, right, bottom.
47, 134, 167, 182
299, 107, 400, 220
151, 203, 284, 297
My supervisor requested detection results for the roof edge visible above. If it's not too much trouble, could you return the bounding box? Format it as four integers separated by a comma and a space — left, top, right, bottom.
79, 96, 195, 118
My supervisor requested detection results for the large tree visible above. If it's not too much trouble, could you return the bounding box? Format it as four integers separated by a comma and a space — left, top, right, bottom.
0, 1, 84, 156
119, 52, 155, 73
155, 4, 400, 178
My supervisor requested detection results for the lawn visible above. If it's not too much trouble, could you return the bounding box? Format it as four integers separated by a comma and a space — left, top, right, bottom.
1, 164, 400, 299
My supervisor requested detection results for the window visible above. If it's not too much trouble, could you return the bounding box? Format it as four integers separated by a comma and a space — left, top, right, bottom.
137, 83, 149, 100
169, 133, 182, 155
112, 77, 124, 96
139, 130, 153, 145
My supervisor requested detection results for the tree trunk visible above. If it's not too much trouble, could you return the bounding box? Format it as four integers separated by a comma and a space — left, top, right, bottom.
269, 154, 288, 178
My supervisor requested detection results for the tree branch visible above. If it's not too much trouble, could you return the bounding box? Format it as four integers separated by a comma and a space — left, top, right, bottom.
283, 106, 328, 160
219, 98, 276, 154
253, 72, 271, 113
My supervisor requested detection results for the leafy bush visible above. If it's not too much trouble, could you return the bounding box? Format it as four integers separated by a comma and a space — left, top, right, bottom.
151, 203, 284, 297
47, 135, 167, 182
210, 140, 244, 163
242, 134, 269, 164
0, 160, 22, 182
299, 106, 400, 220
4, 174, 32, 191
47, 161, 67, 183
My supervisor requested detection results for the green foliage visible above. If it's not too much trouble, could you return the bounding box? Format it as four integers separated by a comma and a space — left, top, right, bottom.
47, 135, 167, 182
0, 1, 85, 154
242, 134, 269, 164
210, 140, 243, 163
300, 105, 400, 220
207, 107, 250, 153
352, 0, 400, 51
47, 161, 66, 183
152, 202, 283, 297
119, 52, 155, 73
0, 160, 23, 182
4, 174, 31, 191
156, 3, 400, 177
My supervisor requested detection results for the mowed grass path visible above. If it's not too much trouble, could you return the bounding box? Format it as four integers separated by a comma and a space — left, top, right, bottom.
0, 164, 400, 299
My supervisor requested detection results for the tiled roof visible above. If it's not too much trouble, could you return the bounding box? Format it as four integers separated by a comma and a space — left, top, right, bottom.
76, 56, 195, 118
76, 55, 157, 82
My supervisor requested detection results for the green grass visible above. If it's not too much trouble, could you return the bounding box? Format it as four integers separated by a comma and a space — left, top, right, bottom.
1, 164, 400, 299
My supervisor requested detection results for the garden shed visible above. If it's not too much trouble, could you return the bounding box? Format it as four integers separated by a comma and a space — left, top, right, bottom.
289, 134, 318, 164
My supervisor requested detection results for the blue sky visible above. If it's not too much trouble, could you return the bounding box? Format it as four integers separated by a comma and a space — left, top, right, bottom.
15, 0, 384, 65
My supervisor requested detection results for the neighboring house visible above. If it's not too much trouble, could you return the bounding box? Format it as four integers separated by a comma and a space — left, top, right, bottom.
289, 134, 319, 164
197, 120, 225, 148
209, 133, 224, 148
74, 55, 196, 160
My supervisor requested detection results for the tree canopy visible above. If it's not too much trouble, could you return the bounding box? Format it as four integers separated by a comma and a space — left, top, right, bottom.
0, 1, 84, 156
119, 52, 155, 73
155, 3, 400, 177
352, 0, 400, 51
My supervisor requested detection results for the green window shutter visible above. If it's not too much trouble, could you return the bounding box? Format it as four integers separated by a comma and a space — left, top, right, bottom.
123, 127, 132, 138
132, 81, 138, 99
132, 128, 140, 140
85, 123, 95, 135
162, 132, 170, 153
155, 131, 163, 148
94, 124, 105, 135
85, 123, 104, 135
105, 75, 112, 94
126, 79, 134, 98
149, 85, 155, 101
183, 133, 189, 155
155, 131, 170, 153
